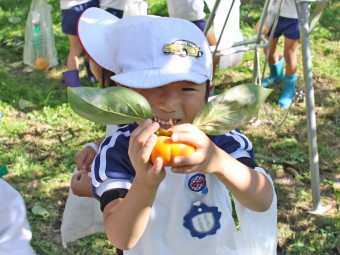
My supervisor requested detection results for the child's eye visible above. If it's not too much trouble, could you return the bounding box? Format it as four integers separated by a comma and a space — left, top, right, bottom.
182, 88, 197, 91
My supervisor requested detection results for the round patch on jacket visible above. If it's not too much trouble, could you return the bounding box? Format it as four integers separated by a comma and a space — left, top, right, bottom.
188, 174, 206, 192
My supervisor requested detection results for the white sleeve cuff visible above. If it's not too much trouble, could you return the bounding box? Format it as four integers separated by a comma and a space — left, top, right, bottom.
83, 143, 99, 154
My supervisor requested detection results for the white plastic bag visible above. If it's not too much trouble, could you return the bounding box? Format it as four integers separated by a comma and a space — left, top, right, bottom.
61, 168, 104, 248
23, 0, 58, 71
205, 0, 244, 69
61, 125, 118, 248
123, 0, 148, 17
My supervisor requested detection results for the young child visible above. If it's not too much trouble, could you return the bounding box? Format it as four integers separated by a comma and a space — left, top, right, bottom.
262, 0, 300, 108
76, 7, 277, 254
60, 0, 100, 87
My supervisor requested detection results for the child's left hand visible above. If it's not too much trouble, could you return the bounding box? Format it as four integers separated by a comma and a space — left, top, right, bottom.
71, 170, 93, 197
169, 123, 223, 175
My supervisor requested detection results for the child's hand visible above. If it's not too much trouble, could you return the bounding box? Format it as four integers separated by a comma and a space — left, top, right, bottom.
75, 146, 97, 171
169, 124, 221, 175
128, 119, 165, 187
71, 170, 93, 197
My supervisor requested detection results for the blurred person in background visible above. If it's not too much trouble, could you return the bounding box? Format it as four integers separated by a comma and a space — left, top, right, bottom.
60, 0, 99, 87
261, 0, 300, 108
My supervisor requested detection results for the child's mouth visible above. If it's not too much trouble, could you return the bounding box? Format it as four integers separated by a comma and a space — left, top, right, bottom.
153, 117, 179, 127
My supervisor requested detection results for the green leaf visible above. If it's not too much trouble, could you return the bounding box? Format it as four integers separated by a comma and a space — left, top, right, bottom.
193, 84, 273, 135
67, 86, 152, 125
32, 204, 50, 218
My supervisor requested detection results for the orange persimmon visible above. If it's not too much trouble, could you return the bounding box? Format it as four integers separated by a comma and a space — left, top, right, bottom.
150, 135, 195, 167
35, 57, 48, 71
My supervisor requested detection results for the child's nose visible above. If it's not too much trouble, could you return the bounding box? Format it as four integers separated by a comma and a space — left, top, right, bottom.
158, 91, 178, 112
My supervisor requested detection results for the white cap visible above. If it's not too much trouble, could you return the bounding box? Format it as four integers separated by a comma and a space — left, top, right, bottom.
78, 7, 212, 89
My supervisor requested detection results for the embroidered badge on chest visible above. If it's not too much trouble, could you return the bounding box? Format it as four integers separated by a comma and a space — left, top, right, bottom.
183, 201, 222, 239
188, 173, 208, 194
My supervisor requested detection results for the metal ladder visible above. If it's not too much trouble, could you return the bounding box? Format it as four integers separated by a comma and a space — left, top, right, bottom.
204, 0, 328, 213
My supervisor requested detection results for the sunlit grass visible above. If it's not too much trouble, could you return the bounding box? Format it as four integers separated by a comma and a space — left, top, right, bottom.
0, 0, 339, 254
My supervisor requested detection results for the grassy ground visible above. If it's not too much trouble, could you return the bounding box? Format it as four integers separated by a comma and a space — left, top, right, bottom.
0, 0, 339, 254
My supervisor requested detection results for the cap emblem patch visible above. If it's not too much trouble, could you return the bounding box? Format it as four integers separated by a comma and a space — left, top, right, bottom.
163, 39, 203, 58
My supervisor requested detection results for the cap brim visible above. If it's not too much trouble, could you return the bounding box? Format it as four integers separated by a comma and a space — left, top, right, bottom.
112, 69, 208, 88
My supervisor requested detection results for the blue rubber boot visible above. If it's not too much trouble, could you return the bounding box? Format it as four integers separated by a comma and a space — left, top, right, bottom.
262, 58, 285, 88
62, 70, 82, 87
278, 74, 297, 108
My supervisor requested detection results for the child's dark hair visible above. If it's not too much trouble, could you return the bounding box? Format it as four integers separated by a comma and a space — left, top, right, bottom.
100, 68, 116, 88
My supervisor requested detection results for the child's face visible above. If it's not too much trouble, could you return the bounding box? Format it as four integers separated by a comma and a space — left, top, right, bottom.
131, 81, 206, 130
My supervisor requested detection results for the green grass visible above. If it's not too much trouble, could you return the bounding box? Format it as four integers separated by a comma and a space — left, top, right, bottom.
0, 0, 339, 254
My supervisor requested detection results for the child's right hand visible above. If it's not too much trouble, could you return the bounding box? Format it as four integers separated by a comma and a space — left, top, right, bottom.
128, 119, 166, 187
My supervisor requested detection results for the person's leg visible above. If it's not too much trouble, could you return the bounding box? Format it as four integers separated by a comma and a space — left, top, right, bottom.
61, 0, 99, 86
264, 36, 280, 65
278, 37, 299, 108
62, 35, 83, 87
262, 16, 289, 88
68, 32, 97, 83
61, 6, 83, 87
67, 34, 83, 71
283, 37, 298, 76
278, 18, 300, 108
262, 37, 285, 87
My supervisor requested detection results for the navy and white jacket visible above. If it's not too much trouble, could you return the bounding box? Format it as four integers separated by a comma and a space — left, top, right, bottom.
92, 123, 255, 200
90, 123, 275, 255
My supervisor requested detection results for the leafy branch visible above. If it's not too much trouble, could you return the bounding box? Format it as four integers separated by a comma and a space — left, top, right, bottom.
68, 84, 272, 135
